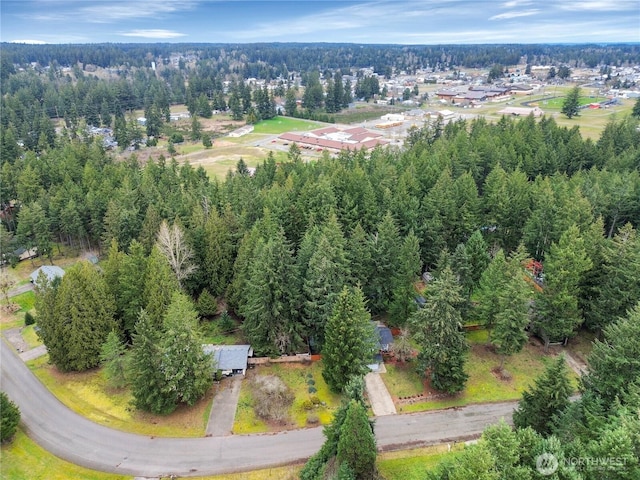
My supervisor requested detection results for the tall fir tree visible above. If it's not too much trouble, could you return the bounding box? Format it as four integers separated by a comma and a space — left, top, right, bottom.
119, 240, 148, 339
323, 286, 376, 393
337, 400, 377, 479
513, 355, 573, 435
410, 267, 469, 393
130, 310, 177, 414
161, 292, 213, 406
99, 330, 128, 388
144, 246, 180, 328
534, 225, 592, 344
47, 262, 117, 371
242, 228, 302, 356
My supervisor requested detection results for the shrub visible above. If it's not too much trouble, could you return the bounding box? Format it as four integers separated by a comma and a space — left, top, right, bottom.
308, 386, 317, 394
219, 310, 235, 333
202, 135, 212, 148
24, 311, 35, 326
170, 132, 184, 143
1, 392, 20, 443
252, 375, 294, 423
310, 395, 321, 405
307, 414, 320, 425
197, 290, 218, 318
301, 399, 314, 411
307, 378, 316, 386
146, 137, 158, 147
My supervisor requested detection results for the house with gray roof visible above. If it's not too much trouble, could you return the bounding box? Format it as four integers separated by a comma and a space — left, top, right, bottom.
202, 344, 253, 376
30, 265, 65, 284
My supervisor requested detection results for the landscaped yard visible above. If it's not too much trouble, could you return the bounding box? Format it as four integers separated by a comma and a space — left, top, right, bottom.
233, 361, 342, 434
26, 355, 215, 437
381, 331, 579, 413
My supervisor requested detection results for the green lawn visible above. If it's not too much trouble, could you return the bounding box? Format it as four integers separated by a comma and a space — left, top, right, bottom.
377, 444, 465, 480
233, 361, 342, 434
382, 332, 575, 413
1, 427, 302, 480
27, 355, 213, 437
12, 290, 35, 313
1, 429, 130, 480
251, 117, 323, 134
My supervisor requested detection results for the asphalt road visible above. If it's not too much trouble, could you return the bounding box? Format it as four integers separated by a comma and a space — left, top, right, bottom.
0, 342, 516, 477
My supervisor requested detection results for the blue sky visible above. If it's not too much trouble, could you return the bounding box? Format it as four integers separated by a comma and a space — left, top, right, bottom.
1, 0, 638, 44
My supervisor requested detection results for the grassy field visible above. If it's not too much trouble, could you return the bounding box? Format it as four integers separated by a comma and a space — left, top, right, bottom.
382, 331, 578, 413
251, 117, 323, 134
27, 355, 214, 437
233, 361, 342, 434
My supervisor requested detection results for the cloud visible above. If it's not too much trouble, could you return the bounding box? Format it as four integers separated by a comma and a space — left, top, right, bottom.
490, 9, 540, 20
556, 0, 637, 11
10, 39, 48, 44
503, 0, 533, 6
80, 0, 197, 23
120, 29, 187, 39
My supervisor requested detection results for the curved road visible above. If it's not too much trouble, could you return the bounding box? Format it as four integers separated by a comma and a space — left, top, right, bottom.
1, 343, 516, 477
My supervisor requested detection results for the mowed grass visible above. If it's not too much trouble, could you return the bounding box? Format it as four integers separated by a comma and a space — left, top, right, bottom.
251, 117, 323, 134
382, 331, 573, 413
27, 355, 214, 437
377, 443, 466, 480
2, 427, 301, 480
0, 429, 131, 480
233, 361, 341, 434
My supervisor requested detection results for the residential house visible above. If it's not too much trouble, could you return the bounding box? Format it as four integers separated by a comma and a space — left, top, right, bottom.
202, 344, 253, 376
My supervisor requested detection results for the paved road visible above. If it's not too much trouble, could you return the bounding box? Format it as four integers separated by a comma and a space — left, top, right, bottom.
0, 341, 516, 477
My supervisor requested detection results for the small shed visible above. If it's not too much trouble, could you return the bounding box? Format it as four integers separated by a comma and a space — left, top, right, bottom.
30, 265, 65, 284
202, 344, 253, 376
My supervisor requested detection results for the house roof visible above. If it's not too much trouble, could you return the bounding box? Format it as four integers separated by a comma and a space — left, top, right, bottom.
30, 265, 65, 284
376, 325, 394, 348
202, 344, 252, 371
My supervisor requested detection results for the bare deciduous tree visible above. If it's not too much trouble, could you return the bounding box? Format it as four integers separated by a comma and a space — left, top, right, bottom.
156, 220, 196, 287
0, 273, 16, 306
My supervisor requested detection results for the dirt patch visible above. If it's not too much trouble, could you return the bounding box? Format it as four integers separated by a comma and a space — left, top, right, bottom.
490, 367, 513, 382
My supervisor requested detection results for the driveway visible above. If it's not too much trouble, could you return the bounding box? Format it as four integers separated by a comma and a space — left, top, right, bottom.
365, 372, 397, 416
206, 377, 242, 436
1, 342, 517, 477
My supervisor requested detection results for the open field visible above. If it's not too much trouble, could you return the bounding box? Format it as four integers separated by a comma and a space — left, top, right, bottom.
27, 355, 214, 437
233, 361, 341, 434
251, 117, 324, 134
382, 331, 580, 413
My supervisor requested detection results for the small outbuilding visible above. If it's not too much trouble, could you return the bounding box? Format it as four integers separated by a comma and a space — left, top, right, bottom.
30, 265, 65, 284
202, 344, 253, 376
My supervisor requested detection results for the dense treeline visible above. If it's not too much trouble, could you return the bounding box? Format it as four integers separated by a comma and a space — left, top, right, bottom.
3, 43, 640, 74
5, 112, 639, 341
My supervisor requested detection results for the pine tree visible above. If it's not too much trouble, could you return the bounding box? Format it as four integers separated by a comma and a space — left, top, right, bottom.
119, 240, 148, 339
49, 262, 117, 371
100, 330, 128, 388
491, 271, 531, 370
534, 225, 592, 345
323, 286, 376, 393
204, 208, 234, 296
561, 86, 581, 119
161, 292, 213, 406
243, 228, 302, 356
130, 310, 177, 414
144, 246, 180, 328
513, 355, 573, 435
368, 212, 401, 313
347, 222, 372, 289
410, 267, 469, 394
581, 303, 640, 407
0, 392, 20, 443
475, 250, 509, 333
337, 400, 377, 479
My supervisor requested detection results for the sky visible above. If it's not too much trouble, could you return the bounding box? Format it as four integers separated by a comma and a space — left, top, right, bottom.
1, 0, 638, 45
